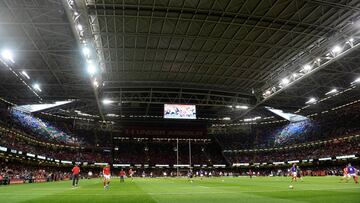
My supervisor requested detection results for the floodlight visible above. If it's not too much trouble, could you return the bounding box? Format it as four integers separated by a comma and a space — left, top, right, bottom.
82, 47, 90, 57
21, 71, 30, 79
303, 64, 312, 71
281, 78, 290, 85
102, 99, 114, 105
107, 114, 117, 117
33, 83, 42, 92
351, 77, 360, 84
77, 24, 83, 31
332, 45, 342, 54
1, 49, 14, 63
325, 89, 338, 95
87, 62, 97, 75
235, 105, 249, 109
93, 80, 99, 88
305, 98, 317, 104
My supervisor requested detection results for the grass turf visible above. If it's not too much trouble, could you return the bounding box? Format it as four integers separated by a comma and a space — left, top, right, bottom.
0, 176, 359, 203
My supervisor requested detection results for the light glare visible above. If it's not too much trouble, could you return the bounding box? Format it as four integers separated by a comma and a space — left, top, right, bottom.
235, 105, 249, 109
325, 89, 338, 95
281, 78, 290, 85
1, 49, 14, 62
93, 80, 99, 88
33, 83, 42, 92
332, 45, 342, 53
102, 99, 114, 105
303, 64, 311, 71
21, 71, 30, 79
306, 98, 317, 104
87, 62, 97, 75
351, 77, 360, 84
77, 24, 83, 31
82, 47, 90, 57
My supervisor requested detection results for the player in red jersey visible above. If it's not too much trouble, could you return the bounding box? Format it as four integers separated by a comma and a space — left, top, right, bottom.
340, 166, 350, 183
119, 169, 126, 183
249, 169, 253, 179
71, 164, 80, 187
103, 164, 111, 189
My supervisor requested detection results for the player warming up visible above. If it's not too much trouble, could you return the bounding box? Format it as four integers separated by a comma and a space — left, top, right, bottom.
347, 163, 359, 184
290, 163, 297, 182
249, 169, 253, 179
340, 165, 350, 183
72, 164, 80, 187
296, 166, 303, 181
103, 164, 111, 189
128, 168, 135, 181
119, 169, 126, 183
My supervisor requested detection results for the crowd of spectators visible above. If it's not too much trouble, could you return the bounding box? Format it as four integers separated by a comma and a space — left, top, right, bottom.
0, 102, 359, 173
1, 116, 359, 166
225, 135, 360, 163
0, 129, 111, 163
216, 103, 360, 149
0, 160, 72, 185
1, 125, 223, 164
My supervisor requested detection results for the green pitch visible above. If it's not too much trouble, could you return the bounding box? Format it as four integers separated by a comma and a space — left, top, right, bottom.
0, 177, 359, 203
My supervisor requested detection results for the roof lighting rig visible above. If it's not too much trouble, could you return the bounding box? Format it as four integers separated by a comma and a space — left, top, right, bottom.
262, 37, 359, 101
64, 0, 108, 120
211, 97, 360, 130
294, 79, 359, 114
65, 0, 104, 90
0, 48, 43, 101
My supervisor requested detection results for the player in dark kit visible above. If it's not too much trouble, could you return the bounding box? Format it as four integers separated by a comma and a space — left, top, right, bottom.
296, 166, 303, 181
72, 164, 80, 187
290, 163, 297, 182
187, 170, 193, 182
347, 163, 359, 184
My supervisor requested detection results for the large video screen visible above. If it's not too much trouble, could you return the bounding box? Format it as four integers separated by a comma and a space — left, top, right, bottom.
164, 104, 196, 119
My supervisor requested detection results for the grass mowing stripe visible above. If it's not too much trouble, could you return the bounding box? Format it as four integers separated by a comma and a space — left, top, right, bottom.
0, 177, 359, 203
0, 186, 358, 194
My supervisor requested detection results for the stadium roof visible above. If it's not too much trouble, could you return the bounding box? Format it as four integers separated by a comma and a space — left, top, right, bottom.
0, 0, 360, 122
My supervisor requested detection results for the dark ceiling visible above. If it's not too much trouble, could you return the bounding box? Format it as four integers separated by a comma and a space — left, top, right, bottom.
0, 0, 360, 123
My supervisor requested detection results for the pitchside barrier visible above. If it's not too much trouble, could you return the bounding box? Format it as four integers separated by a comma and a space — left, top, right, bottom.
0, 177, 71, 185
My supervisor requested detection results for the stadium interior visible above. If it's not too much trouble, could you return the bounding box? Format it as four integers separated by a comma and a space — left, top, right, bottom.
0, 0, 360, 202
